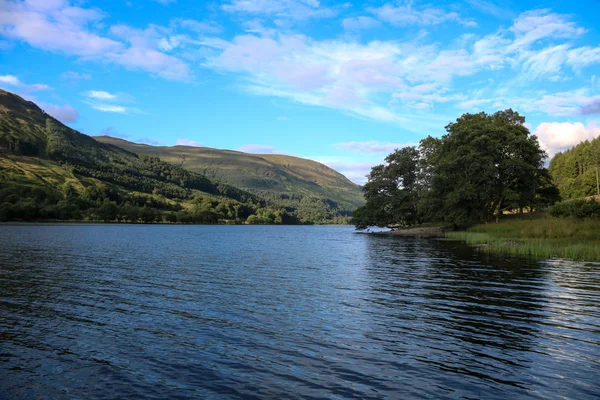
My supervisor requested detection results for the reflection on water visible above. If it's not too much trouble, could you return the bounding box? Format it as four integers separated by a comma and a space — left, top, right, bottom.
1, 225, 599, 399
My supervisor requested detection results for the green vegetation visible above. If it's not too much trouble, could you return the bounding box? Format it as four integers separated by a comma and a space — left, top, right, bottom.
0, 89, 350, 224
549, 198, 600, 219
95, 136, 363, 220
446, 217, 600, 261
549, 135, 600, 199
353, 109, 558, 229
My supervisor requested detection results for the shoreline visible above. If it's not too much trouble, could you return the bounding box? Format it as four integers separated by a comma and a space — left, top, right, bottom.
365, 226, 446, 238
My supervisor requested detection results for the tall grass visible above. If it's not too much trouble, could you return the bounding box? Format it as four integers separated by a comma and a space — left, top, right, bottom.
446, 218, 600, 261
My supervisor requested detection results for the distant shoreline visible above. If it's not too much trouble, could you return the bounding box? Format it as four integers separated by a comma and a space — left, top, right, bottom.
0, 220, 352, 227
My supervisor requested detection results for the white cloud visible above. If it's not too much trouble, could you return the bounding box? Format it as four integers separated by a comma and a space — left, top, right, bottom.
176, 138, 203, 147
84, 90, 117, 100
201, 8, 600, 125
88, 104, 127, 113
0, 0, 191, 80
237, 144, 280, 154
82, 89, 140, 114
534, 121, 600, 157
333, 141, 416, 154
0, 74, 21, 86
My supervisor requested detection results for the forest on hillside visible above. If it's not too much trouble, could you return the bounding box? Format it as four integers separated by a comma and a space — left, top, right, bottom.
549, 136, 600, 199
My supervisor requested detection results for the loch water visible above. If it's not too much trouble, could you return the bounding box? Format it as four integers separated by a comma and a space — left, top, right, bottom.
1, 224, 599, 399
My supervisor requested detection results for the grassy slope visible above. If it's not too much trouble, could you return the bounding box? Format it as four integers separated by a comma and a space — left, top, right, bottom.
447, 217, 600, 261
94, 136, 365, 210
0, 155, 84, 190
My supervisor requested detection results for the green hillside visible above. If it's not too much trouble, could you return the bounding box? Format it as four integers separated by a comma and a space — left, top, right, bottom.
0, 89, 339, 224
94, 136, 364, 212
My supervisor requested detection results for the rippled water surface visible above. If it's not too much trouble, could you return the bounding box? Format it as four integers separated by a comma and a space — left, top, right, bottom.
1, 224, 599, 399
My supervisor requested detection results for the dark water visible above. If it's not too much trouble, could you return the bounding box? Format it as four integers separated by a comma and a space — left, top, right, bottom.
1, 225, 599, 399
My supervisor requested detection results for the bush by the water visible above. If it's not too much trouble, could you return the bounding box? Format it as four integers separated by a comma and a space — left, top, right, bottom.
549, 199, 600, 219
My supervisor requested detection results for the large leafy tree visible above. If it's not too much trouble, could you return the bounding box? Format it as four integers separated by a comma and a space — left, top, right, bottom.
429, 109, 547, 223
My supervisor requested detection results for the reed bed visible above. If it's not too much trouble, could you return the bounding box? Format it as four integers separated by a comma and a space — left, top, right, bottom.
446, 218, 600, 261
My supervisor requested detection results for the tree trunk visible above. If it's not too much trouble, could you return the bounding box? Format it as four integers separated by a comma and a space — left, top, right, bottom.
494, 194, 504, 224
596, 166, 599, 196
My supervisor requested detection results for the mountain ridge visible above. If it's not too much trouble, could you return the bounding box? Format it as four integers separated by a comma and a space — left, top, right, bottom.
94, 135, 365, 211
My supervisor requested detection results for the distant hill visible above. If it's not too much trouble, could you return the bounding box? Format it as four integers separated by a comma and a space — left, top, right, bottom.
0, 89, 281, 223
0, 89, 360, 224
95, 136, 365, 211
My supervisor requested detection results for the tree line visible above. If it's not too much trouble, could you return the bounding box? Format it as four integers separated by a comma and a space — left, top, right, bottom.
0, 177, 351, 225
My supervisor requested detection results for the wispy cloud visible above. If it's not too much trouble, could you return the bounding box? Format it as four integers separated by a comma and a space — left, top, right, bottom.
369, 2, 477, 27
88, 104, 127, 113
82, 90, 140, 114
84, 90, 117, 101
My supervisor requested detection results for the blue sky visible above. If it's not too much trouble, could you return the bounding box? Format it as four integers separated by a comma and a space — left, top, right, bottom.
1, 0, 599, 184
